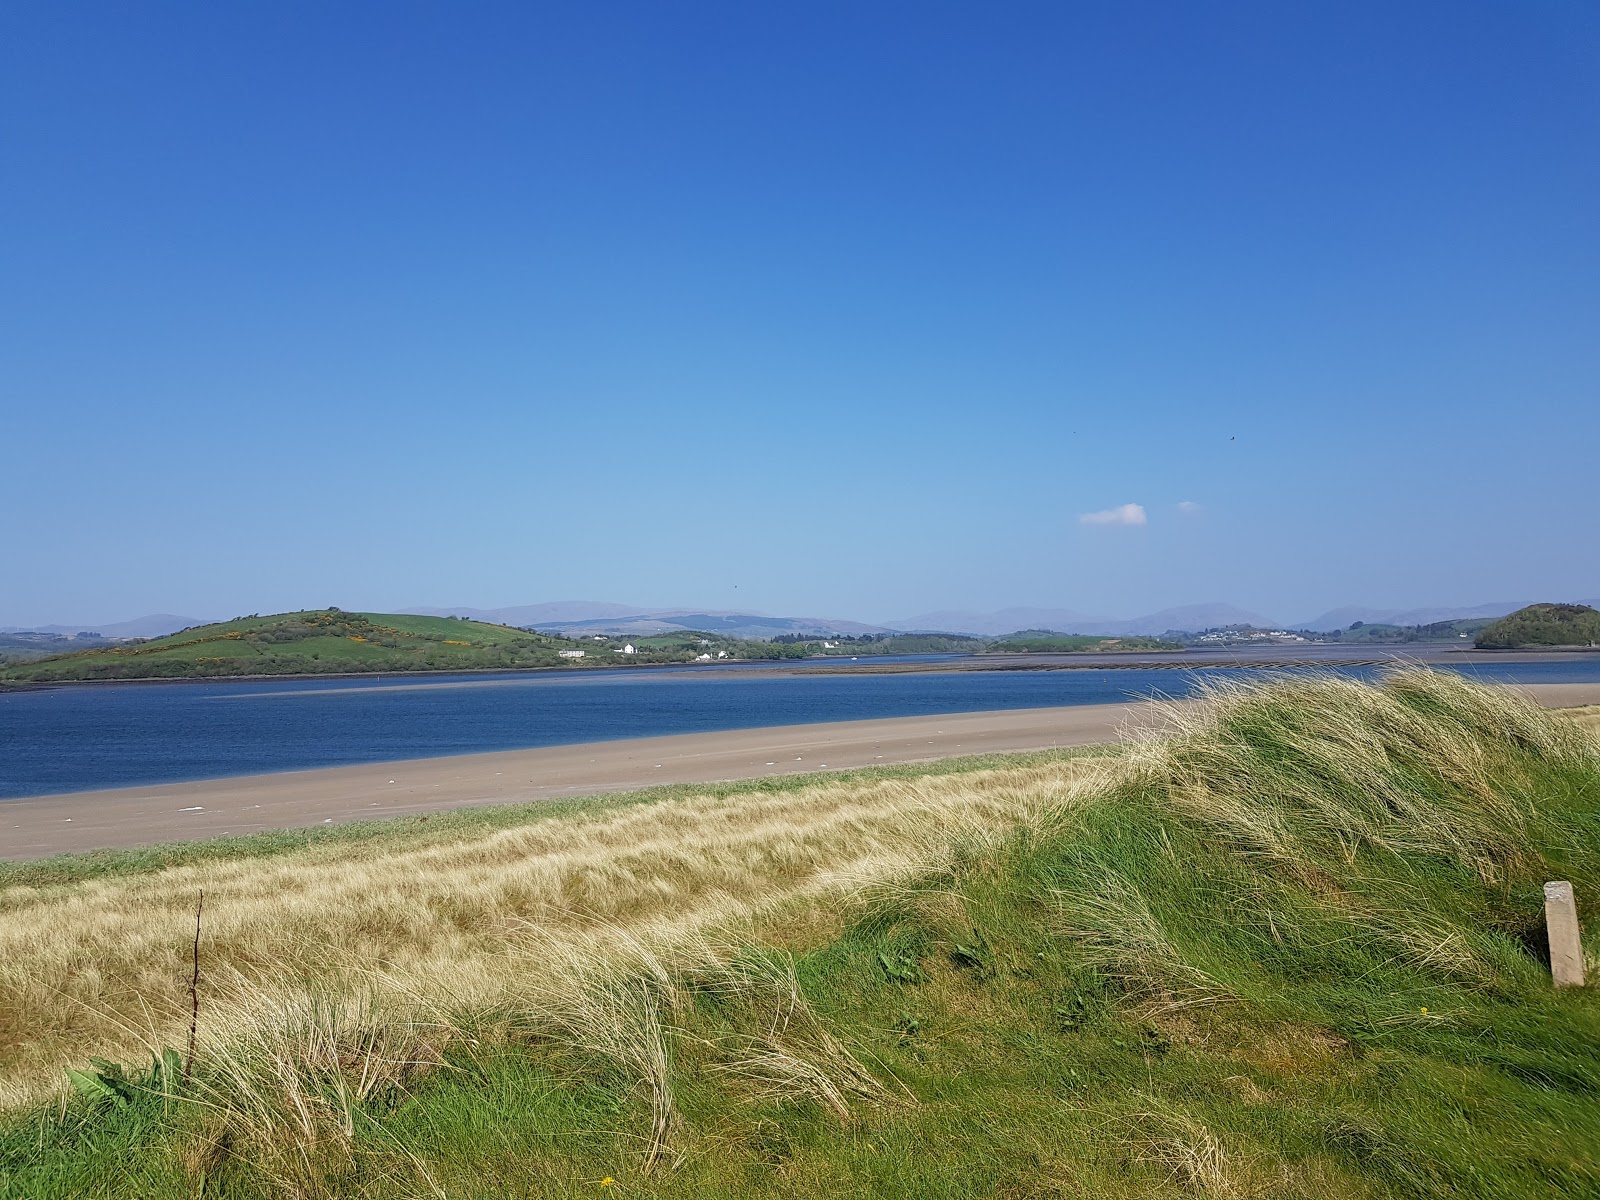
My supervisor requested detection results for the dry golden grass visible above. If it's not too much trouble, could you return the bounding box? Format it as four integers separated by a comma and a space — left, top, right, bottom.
1124, 1104, 1250, 1197
0, 756, 1112, 1110
1560, 704, 1600, 740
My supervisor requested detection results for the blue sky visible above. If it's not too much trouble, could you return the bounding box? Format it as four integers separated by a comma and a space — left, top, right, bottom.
4, 2, 1597, 627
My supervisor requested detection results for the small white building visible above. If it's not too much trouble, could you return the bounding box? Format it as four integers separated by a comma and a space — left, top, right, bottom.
696, 653, 713, 661
615, 643, 636, 654
558, 649, 585, 659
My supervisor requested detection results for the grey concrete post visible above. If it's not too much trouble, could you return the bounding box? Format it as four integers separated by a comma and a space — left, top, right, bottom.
1544, 881, 1586, 988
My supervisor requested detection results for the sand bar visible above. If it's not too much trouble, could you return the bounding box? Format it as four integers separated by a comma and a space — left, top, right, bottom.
6, 683, 1598, 861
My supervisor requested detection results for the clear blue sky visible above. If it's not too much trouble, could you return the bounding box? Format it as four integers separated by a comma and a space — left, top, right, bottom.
4, 2, 1596, 627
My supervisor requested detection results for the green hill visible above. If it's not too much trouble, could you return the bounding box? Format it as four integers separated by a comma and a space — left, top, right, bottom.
775, 633, 990, 656
1334, 617, 1493, 644
0, 609, 582, 681
1476, 603, 1600, 649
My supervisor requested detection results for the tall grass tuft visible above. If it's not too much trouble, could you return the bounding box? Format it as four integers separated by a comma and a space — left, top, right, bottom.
690, 945, 890, 1119
1128, 668, 1596, 882
1049, 863, 1227, 1008
184, 987, 451, 1196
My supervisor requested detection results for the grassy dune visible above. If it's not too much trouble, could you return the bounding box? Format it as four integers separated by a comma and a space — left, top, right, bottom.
0, 754, 1112, 1108
3, 672, 1599, 1198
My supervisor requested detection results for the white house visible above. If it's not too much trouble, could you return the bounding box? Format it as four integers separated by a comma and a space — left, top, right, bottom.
558, 649, 585, 659
614, 643, 636, 654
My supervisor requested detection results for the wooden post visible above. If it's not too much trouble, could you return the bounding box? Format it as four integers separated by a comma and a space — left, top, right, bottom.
1544, 881, 1586, 988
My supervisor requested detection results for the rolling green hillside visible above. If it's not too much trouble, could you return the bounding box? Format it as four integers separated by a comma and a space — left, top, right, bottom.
1333, 617, 1493, 644
0, 610, 583, 682
1476, 603, 1600, 649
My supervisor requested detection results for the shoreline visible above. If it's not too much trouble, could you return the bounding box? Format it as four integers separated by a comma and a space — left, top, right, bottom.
2, 702, 1165, 860
6, 681, 1600, 862
5, 644, 1598, 691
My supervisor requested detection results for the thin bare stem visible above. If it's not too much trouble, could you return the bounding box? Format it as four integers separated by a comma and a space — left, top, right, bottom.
184, 889, 203, 1085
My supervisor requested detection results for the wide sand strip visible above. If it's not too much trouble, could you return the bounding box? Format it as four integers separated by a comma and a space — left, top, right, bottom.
6, 682, 1599, 860
2, 702, 1165, 858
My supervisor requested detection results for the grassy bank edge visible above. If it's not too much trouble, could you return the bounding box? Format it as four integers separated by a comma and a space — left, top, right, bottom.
9, 701, 1593, 892
0, 745, 1120, 891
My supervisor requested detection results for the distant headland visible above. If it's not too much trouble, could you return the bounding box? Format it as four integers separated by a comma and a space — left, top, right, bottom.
0, 609, 1180, 684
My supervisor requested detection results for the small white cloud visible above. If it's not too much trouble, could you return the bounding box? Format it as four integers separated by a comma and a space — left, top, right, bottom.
1079, 503, 1147, 527
1176, 500, 1201, 513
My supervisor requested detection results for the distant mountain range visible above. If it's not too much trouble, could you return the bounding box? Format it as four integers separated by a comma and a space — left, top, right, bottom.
10, 597, 1600, 642
402, 603, 888, 639
401, 601, 655, 626
888, 603, 1273, 638
1293, 601, 1600, 631
412, 600, 1282, 638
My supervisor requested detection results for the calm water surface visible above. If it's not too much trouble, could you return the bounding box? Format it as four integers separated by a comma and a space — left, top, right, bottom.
3, 658, 1599, 799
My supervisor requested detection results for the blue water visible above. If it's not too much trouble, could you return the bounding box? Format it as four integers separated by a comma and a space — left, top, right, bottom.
3, 658, 1599, 799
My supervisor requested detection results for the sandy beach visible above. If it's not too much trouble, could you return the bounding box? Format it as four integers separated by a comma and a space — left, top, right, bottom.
5, 682, 1598, 861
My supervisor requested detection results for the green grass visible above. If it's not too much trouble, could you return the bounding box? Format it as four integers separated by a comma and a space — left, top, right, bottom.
626, 633, 740, 652
348, 613, 530, 644
3, 673, 1598, 1198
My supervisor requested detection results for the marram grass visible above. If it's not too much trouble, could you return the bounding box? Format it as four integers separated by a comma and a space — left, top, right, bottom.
0, 754, 1112, 1112
3, 669, 1599, 1199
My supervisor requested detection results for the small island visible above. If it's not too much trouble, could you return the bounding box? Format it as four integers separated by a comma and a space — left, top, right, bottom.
1475, 603, 1600, 649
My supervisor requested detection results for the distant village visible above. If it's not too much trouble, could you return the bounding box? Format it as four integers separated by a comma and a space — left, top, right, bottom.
555, 638, 730, 661
1187, 627, 1312, 646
